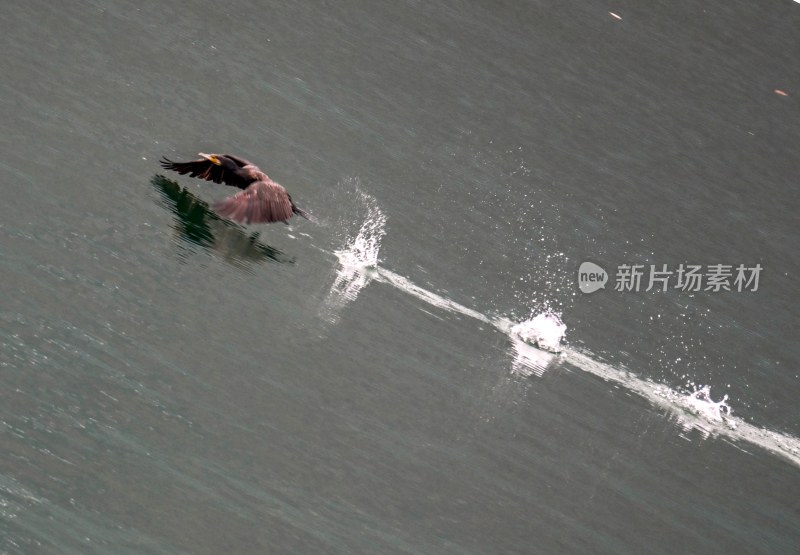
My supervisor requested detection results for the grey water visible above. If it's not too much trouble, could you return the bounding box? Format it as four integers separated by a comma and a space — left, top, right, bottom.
2, 0, 799, 553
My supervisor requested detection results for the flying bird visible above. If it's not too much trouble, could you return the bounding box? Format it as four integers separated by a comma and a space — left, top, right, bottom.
159, 153, 312, 224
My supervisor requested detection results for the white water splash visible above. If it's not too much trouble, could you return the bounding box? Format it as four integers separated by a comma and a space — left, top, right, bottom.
321, 186, 800, 469
320, 185, 385, 324
488, 313, 566, 376
336, 194, 385, 272
683, 386, 732, 424
510, 312, 567, 353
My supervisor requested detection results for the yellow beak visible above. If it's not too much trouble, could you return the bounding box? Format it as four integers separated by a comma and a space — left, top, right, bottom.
199, 152, 221, 165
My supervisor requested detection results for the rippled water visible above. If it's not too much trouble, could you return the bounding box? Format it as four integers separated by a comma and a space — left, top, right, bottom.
2, 0, 799, 553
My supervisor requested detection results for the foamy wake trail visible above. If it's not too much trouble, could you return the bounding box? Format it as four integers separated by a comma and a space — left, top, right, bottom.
565, 350, 800, 467
322, 186, 800, 468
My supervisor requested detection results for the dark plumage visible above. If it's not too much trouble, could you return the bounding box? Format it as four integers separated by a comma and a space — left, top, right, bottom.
159, 153, 311, 225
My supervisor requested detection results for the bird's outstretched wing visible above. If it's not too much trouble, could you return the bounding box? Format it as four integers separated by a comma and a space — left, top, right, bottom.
159, 155, 251, 188
213, 181, 294, 224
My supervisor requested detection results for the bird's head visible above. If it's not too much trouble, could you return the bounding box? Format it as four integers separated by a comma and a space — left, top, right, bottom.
199, 153, 237, 170
199, 152, 221, 165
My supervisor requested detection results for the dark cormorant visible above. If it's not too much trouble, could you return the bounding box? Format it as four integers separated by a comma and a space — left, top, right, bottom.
159, 153, 311, 225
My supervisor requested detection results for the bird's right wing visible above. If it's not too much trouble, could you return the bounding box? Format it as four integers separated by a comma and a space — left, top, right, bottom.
159, 156, 250, 188
212, 181, 294, 224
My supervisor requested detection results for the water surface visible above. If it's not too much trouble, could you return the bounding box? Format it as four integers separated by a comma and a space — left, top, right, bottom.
2, 0, 799, 553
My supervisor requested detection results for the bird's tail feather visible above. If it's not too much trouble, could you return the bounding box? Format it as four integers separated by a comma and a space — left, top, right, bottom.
293, 206, 315, 222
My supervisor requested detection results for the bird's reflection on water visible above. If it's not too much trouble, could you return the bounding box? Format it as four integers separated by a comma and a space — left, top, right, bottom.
151, 175, 294, 267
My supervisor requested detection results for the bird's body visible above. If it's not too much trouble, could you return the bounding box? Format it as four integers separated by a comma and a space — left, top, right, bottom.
159, 153, 311, 225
